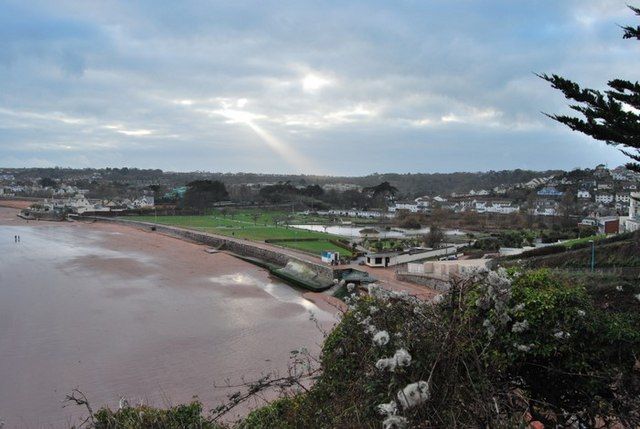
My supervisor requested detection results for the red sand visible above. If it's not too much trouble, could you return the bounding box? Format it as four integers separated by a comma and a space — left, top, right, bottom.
0, 207, 338, 427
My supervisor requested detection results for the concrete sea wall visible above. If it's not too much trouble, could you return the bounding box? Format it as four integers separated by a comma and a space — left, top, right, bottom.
82, 216, 336, 290
395, 272, 450, 292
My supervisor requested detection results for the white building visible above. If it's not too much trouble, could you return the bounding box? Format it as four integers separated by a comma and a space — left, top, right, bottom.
595, 193, 614, 204
474, 200, 519, 214
577, 190, 591, 199
322, 183, 362, 192
131, 195, 155, 208
597, 182, 613, 190
615, 193, 631, 204
493, 186, 507, 195
389, 201, 428, 213
325, 209, 391, 218
365, 246, 458, 268
626, 192, 640, 232
533, 200, 558, 216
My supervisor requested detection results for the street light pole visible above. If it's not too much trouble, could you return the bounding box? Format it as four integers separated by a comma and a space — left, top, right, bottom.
589, 239, 595, 272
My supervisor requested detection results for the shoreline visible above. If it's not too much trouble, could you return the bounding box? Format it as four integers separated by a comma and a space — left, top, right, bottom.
0, 205, 347, 314
0, 205, 339, 426
0, 203, 438, 303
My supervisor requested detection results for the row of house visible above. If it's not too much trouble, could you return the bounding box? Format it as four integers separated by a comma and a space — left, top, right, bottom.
34, 195, 155, 215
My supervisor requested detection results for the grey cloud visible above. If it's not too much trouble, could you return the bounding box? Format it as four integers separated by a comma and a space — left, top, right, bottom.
0, 0, 635, 174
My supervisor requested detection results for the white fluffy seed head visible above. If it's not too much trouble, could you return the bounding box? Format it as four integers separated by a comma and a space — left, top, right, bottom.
376, 400, 397, 416
397, 381, 429, 409
393, 348, 412, 368
376, 357, 396, 372
382, 415, 408, 429
373, 330, 390, 346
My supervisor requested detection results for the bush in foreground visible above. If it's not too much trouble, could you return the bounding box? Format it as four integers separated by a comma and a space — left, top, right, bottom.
76, 269, 640, 428
239, 269, 640, 428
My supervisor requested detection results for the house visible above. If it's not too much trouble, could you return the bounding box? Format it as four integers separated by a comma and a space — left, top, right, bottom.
615, 193, 631, 204
468, 189, 489, 196
131, 195, 155, 208
326, 209, 389, 218
474, 200, 519, 214
524, 177, 550, 189
322, 183, 362, 192
365, 251, 397, 268
578, 217, 598, 228
493, 186, 507, 195
577, 190, 591, 199
613, 171, 629, 181
597, 216, 620, 234
597, 182, 614, 190
611, 166, 637, 181
533, 200, 558, 216
595, 193, 614, 204
365, 246, 458, 268
615, 201, 629, 212
537, 186, 564, 197
580, 216, 620, 234
626, 192, 640, 232
390, 201, 427, 213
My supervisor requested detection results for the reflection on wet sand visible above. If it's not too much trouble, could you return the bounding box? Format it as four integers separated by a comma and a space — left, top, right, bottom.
0, 208, 336, 427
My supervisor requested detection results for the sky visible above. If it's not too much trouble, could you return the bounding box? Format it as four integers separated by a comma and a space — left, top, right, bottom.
0, 0, 638, 175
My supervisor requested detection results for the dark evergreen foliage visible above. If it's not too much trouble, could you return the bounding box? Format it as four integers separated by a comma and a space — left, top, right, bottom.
362, 181, 399, 198
183, 180, 229, 209
540, 6, 640, 172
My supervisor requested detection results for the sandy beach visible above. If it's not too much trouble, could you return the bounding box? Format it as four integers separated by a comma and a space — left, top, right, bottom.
0, 207, 338, 427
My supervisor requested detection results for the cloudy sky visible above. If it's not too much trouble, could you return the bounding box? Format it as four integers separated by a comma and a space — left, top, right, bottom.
1, 1, 638, 175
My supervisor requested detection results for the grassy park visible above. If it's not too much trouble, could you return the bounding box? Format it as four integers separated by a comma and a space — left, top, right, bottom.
133, 212, 353, 256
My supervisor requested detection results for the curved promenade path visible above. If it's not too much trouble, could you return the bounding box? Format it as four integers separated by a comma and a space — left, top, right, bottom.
98, 217, 440, 302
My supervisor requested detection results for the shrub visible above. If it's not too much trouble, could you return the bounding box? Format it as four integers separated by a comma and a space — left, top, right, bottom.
91, 400, 222, 429
242, 269, 640, 428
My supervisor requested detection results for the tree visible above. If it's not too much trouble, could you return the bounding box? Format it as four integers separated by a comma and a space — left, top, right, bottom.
423, 224, 445, 248
362, 181, 399, 199
251, 211, 261, 225
147, 184, 162, 200
39, 177, 57, 188
539, 6, 640, 172
183, 180, 228, 210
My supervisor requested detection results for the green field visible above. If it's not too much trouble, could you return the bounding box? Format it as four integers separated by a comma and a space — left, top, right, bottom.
273, 240, 352, 256
131, 213, 352, 256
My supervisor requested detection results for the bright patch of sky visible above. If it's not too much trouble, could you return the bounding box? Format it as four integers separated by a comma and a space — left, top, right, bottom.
0, 0, 636, 174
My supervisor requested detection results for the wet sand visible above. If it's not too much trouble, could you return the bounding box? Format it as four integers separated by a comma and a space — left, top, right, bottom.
0, 207, 338, 427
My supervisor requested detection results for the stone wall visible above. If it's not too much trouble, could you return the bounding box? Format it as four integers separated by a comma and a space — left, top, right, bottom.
83, 216, 336, 282
396, 272, 450, 292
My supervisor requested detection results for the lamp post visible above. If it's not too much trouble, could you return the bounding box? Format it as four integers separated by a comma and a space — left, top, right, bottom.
589, 239, 595, 272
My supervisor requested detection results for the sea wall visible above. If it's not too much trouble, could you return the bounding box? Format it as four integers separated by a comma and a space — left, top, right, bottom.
395, 272, 450, 292
81, 216, 336, 287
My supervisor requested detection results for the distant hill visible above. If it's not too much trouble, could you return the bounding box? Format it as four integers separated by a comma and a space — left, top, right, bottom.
1, 167, 561, 197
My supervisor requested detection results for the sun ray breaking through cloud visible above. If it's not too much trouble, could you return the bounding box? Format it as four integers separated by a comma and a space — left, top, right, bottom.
209, 107, 319, 174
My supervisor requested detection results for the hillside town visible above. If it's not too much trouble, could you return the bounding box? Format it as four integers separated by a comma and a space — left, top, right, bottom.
2, 164, 638, 233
